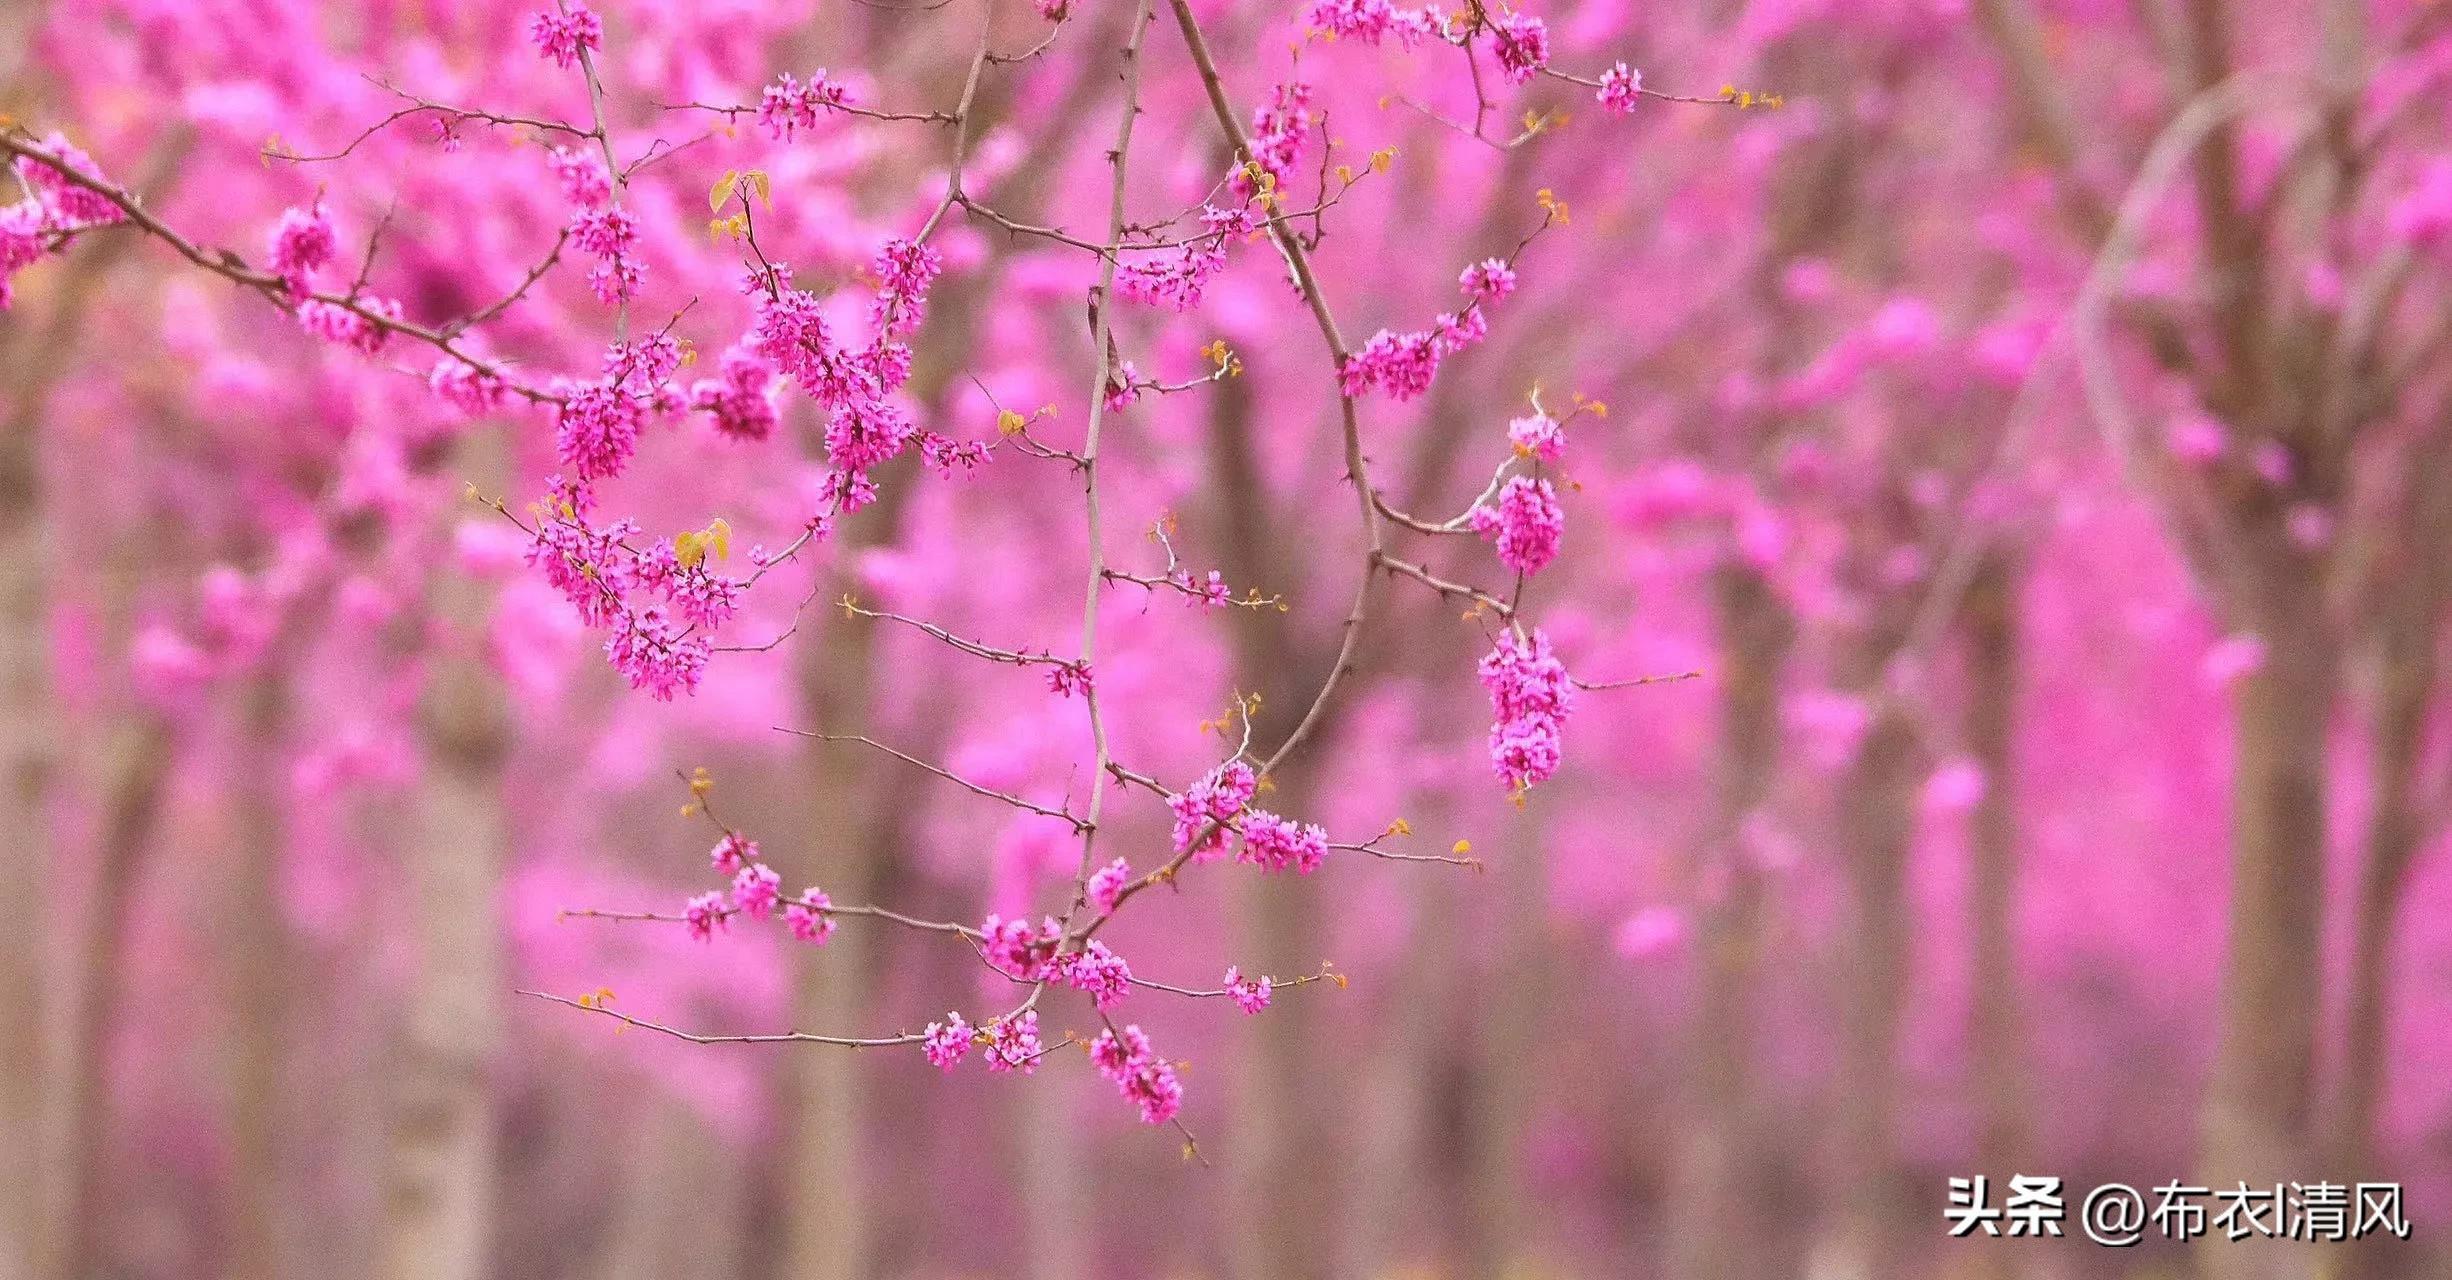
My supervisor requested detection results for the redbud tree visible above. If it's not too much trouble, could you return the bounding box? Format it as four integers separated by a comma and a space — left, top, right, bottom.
0, 0, 1759, 1156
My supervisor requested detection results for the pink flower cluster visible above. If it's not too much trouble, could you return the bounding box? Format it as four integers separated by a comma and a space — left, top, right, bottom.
1239, 810, 1328, 874
524, 471, 741, 698
1472, 475, 1565, 576
731, 862, 782, 919
981, 913, 1064, 979
689, 346, 781, 440
1170, 759, 1258, 858
1087, 858, 1131, 914
569, 206, 642, 306
1340, 259, 1515, 399
1223, 966, 1272, 1014
550, 146, 612, 208
529, 3, 603, 69
758, 71, 850, 141
1089, 1025, 1183, 1125
3, 136, 133, 310
1489, 10, 1551, 84
267, 203, 335, 299
1508, 410, 1564, 461
1118, 206, 1254, 311
1056, 940, 1133, 1011
297, 297, 402, 354
1479, 627, 1574, 791
923, 1012, 972, 1070
684, 891, 726, 941
12, 133, 124, 228
1234, 82, 1313, 202
710, 832, 758, 872
431, 359, 507, 417
1598, 62, 1643, 114
784, 889, 836, 944
985, 1011, 1045, 1074
1301, 0, 1439, 45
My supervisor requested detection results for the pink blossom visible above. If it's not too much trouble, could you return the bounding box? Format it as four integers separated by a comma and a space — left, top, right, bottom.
529, 4, 603, 68
730, 863, 782, 920
430, 359, 507, 416
1471, 476, 1565, 577
1489, 11, 1550, 84
267, 203, 334, 298
784, 889, 835, 943
758, 71, 850, 141
1170, 759, 1258, 857
922, 1013, 972, 1070
1087, 858, 1131, 915
1479, 628, 1574, 791
1239, 810, 1328, 874
603, 607, 710, 699
1598, 63, 1643, 114
1088, 1024, 1182, 1124
1224, 966, 1272, 1014
549, 146, 611, 208
1057, 940, 1133, 1011
981, 914, 1063, 980
984, 1011, 1044, 1074
1459, 258, 1517, 303
710, 832, 757, 873
1508, 412, 1564, 462
683, 891, 727, 942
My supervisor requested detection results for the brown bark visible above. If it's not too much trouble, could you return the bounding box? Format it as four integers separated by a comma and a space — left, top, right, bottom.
1823, 697, 1919, 1280
378, 582, 507, 1280
1459, 812, 1548, 1279
0, 334, 55, 1280
1665, 562, 1790, 1280
1961, 555, 2029, 1178
1207, 373, 1341, 1280
226, 672, 293, 1280
2330, 592, 2428, 1280
2195, 537, 2335, 1280
47, 716, 174, 1280
601, 1093, 750, 1280
778, 575, 898, 1280
0, 130, 180, 1280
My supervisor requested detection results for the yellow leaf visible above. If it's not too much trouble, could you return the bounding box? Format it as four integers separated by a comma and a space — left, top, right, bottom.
708, 518, 732, 559
710, 168, 738, 214
675, 530, 706, 570
748, 169, 771, 207
997, 408, 1027, 436
1452, 839, 1472, 854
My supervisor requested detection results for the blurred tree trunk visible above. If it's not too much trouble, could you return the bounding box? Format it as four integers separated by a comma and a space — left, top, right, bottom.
227, 671, 293, 1280
1821, 617, 1919, 1280
379, 575, 506, 1280
1666, 562, 1790, 1280
0, 129, 177, 1279
1460, 811, 1548, 1279
2332, 448, 2449, 1280
603, 1093, 749, 1280
0, 294, 57, 1280
2197, 539, 2333, 1198
779, 440, 939, 1280
1336, 834, 1443, 1280
1959, 555, 2031, 1280
782, 583, 886, 1280
47, 715, 173, 1280
1208, 372, 1344, 1280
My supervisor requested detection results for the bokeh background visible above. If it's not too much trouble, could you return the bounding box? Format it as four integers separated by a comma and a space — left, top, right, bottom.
3, 0, 2450, 1278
